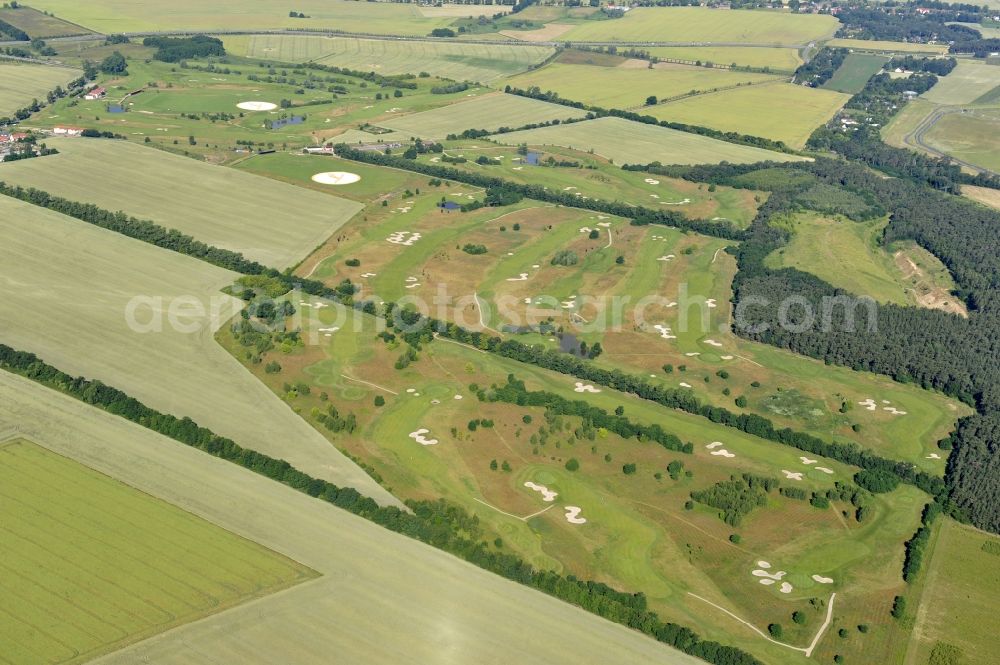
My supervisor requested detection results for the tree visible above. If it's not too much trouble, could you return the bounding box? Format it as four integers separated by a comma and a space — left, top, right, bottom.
565, 458, 580, 471
855, 469, 900, 494
645, 95, 658, 105
501, 460, 512, 472
99, 51, 128, 75
615, 255, 625, 265
792, 611, 806, 625
622, 463, 637, 475
374, 395, 385, 407
490, 459, 498, 471
768, 623, 783, 639
891, 595, 906, 619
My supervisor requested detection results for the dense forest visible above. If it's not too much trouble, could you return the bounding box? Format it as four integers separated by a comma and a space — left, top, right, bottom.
142, 35, 226, 62
0, 343, 763, 665
835, 4, 1000, 57
793, 47, 847, 88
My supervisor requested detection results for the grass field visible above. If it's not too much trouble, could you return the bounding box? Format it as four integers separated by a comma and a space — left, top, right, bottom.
558, 7, 839, 45
649, 83, 850, 149
224, 35, 554, 83
0, 195, 398, 506
381, 92, 587, 137
0, 5, 92, 37
493, 116, 808, 165
645, 46, 802, 71
0, 62, 81, 117
28, 0, 454, 35
922, 61, 1000, 105
906, 519, 1000, 665
0, 371, 702, 665
504, 61, 783, 110
821, 53, 889, 94
0, 138, 360, 269
825, 38, 950, 54
920, 108, 1000, 172
0, 438, 314, 665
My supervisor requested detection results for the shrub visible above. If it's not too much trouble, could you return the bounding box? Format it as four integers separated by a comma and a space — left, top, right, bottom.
345, 258, 360, 267
855, 468, 900, 494
551, 250, 579, 266
565, 458, 580, 471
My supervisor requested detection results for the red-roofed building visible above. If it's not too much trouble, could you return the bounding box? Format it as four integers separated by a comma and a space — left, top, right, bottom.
84, 86, 106, 100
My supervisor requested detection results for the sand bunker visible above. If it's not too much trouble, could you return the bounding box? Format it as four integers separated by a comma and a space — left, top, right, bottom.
757, 560, 771, 569
564, 506, 587, 524
311, 171, 361, 185
720, 355, 734, 360
360, 272, 377, 278
388, 231, 421, 246
653, 324, 676, 340
574, 382, 601, 393
679, 382, 692, 388
759, 578, 776, 586
800, 456, 817, 465
650, 194, 660, 199
884, 406, 907, 415
507, 273, 530, 282
704, 339, 723, 348
409, 428, 439, 446
711, 449, 735, 458
579, 226, 594, 233
661, 198, 691, 205
779, 582, 793, 594
814, 466, 834, 474
752, 568, 786, 580
525, 482, 558, 502
237, 101, 277, 111
811, 575, 834, 584
454, 394, 463, 400
318, 326, 340, 333
597, 222, 611, 228
782, 470, 804, 481
858, 398, 877, 411
685, 352, 701, 357
706, 442, 724, 450
656, 254, 675, 262
706, 299, 718, 308
926, 453, 941, 459
405, 284, 420, 289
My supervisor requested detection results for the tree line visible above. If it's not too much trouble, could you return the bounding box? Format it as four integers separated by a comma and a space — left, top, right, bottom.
0, 343, 762, 665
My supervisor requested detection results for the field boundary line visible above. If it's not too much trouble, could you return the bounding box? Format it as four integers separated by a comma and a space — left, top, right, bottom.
472, 497, 554, 521
339, 373, 398, 395
687, 591, 836, 657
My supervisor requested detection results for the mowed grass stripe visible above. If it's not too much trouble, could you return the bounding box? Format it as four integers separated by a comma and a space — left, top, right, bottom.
0, 440, 315, 665
0, 138, 360, 269
382, 92, 586, 137
493, 116, 807, 165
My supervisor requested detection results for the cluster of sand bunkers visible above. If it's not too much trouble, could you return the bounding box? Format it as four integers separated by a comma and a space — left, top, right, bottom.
705, 441, 736, 458
780, 456, 835, 480
657, 253, 676, 262
524, 482, 587, 524
311, 171, 362, 186
404, 275, 421, 289
752, 561, 834, 594
318, 326, 339, 338
409, 428, 438, 446
574, 382, 601, 393
387, 231, 422, 246
858, 397, 907, 416
298, 300, 330, 310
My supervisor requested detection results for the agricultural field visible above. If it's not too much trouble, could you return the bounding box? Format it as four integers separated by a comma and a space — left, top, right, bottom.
921, 60, 1000, 105
916, 108, 1000, 173
492, 117, 808, 165
645, 46, 803, 72
0, 195, 398, 506
764, 212, 968, 318
825, 38, 950, 54
0, 5, 92, 37
28, 0, 454, 35
906, 519, 1000, 665
380, 92, 587, 137
557, 7, 839, 45
0, 438, 314, 665
0, 62, 81, 117
223, 34, 555, 83
821, 53, 889, 94
649, 83, 850, 149
0, 371, 699, 665
504, 61, 784, 110
0, 138, 361, 269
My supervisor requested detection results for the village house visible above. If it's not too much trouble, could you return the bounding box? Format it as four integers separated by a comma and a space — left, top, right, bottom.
84, 86, 107, 101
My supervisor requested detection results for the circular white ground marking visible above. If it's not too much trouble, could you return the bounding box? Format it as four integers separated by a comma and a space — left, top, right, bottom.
311, 171, 362, 185
237, 101, 277, 111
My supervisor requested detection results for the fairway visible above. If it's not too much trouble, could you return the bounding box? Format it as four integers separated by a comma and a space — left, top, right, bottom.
907, 519, 1000, 665
645, 46, 802, 71
921, 61, 1000, 105
27, 0, 453, 35
0, 371, 703, 665
0, 62, 81, 117
650, 83, 850, 149
825, 38, 950, 54
493, 116, 808, 165
0, 196, 399, 506
226, 34, 554, 82
821, 53, 888, 94
381, 92, 586, 137
0, 438, 314, 665
504, 61, 783, 110
558, 7, 838, 44
0, 138, 360, 269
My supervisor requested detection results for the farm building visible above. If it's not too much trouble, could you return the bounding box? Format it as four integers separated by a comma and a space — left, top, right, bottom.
84, 86, 106, 100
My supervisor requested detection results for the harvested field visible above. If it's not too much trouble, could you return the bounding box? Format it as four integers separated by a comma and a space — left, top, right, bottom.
0, 62, 81, 117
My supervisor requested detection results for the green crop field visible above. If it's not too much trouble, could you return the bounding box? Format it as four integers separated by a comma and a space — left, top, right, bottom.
0, 371, 702, 665
28, 0, 453, 35
906, 519, 1000, 665
504, 62, 783, 110
645, 46, 802, 71
224, 34, 555, 82
922, 61, 1000, 105
493, 116, 808, 165
558, 7, 839, 44
0, 62, 81, 117
0, 438, 314, 665
0, 6, 92, 37
825, 38, 950, 54
0, 195, 398, 506
822, 54, 889, 94
381, 92, 587, 137
0, 138, 361, 269
650, 83, 850, 148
